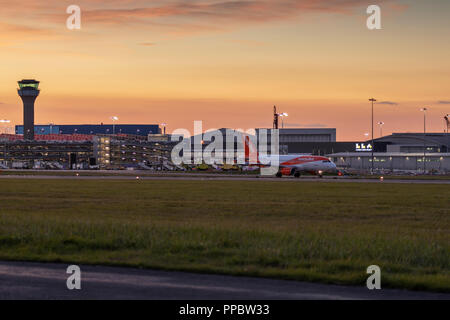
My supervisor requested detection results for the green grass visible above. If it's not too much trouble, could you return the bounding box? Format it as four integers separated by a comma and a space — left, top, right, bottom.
0, 179, 448, 292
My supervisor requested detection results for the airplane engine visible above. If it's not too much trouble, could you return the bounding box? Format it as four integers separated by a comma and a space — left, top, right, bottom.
281, 168, 294, 176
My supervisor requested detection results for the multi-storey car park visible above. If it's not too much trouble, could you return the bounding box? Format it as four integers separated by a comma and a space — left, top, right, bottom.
0, 134, 177, 170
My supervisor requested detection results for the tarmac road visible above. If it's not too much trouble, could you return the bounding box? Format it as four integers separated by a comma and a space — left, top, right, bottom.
0, 261, 448, 300
0, 174, 449, 184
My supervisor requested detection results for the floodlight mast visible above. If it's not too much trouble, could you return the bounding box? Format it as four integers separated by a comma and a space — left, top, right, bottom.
421, 107, 429, 173
369, 98, 377, 174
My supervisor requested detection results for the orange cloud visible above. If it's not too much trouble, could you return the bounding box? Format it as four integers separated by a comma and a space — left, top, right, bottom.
5, 0, 402, 36
139, 42, 157, 46
0, 22, 58, 46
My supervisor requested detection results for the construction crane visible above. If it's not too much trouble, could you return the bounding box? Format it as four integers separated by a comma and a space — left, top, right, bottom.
273, 106, 288, 129
273, 106, 279, 129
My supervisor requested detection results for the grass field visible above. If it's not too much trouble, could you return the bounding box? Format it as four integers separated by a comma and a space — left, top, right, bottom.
0, 178, 448, 292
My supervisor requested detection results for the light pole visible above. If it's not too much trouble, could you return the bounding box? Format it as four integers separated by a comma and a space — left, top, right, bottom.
378, 121, 385, 137
0, 120, 9, 164
0, 120, 11, 135
420, 108, 429, 173
111, 116, 119, 135
279, 113, 288, 128
445, 115, 450, 153
369, 98, 377, 174
273, 107, 289, 129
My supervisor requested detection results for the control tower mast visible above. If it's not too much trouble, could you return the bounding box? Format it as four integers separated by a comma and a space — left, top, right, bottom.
17, 79, 40, 140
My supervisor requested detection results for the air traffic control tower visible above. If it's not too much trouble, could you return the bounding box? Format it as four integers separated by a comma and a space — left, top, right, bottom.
18, 79, 40, 140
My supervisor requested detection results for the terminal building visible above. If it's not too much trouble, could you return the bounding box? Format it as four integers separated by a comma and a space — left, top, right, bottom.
273, 128, 336, 143
256, 128, 338, 154
255, 128, 361, 156
371, 132, 449, 153
328, 133, 450, 173
186, 129, 450, 172
186, 128, 341, 164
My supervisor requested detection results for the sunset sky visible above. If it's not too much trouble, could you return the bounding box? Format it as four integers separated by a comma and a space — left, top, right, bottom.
1, 0, 449, 140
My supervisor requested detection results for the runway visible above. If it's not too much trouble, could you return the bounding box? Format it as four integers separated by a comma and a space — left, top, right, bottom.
0, 174, 449, 184
0, 261, 448, 300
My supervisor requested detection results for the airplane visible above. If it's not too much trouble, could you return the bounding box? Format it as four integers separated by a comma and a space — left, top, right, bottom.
243, 136, 338, 178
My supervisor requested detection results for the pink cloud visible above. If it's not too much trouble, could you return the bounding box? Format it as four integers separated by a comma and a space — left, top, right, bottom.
0, 0, 406, 37
80, 0, 391, 25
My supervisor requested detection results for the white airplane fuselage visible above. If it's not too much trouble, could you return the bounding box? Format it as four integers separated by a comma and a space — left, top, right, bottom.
258, 154, 337, 176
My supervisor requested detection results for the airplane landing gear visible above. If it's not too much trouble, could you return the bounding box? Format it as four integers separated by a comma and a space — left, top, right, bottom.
294, 171, 301, 178
276, 171, 282, 178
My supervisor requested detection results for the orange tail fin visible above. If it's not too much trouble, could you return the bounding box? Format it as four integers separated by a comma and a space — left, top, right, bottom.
243, 134, 259, 164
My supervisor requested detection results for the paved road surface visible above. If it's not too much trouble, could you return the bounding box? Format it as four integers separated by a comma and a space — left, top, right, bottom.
0, 261, 448, 300
0, 174, 449, 184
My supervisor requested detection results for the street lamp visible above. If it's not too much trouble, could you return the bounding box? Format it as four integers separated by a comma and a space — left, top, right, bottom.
0, 120, 11, 135
445, 114, 450, 153
378, 122, 385, 137
111, 116, 119, 135
279, 113, 289, 129
369, 98, 377, 174
420, 107, 429, 173
273, 107, 288, 129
